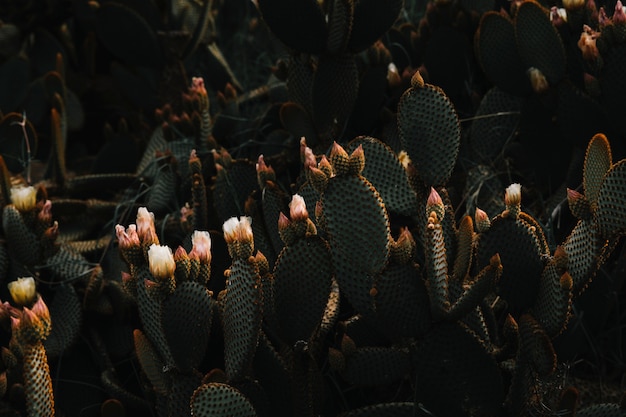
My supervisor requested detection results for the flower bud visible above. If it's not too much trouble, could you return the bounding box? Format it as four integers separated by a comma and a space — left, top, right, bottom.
566, 188, 591, 219
474, 207, 491, 232
303, 145, 316, 170
30, 296, 51, 337
348, 145, 365, 175
256, 154, 275, 187
289, 194, 308, 222
136, 207, 158, 245
614, 0, 626, 24
37, 200, 53, 224
426, 187, 445, 222
190, 77, 207, 95
330, 142, 350, 175
116, 224, 140, 249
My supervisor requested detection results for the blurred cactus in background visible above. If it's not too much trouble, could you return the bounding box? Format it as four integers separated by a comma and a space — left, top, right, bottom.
0, 0, 624, 416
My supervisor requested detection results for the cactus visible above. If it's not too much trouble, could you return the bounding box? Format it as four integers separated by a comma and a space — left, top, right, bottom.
0, 2, 624, 415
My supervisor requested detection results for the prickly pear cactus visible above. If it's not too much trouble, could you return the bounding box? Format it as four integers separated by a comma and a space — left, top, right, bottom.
316, 142, 391, 316
397, 72, 460, 188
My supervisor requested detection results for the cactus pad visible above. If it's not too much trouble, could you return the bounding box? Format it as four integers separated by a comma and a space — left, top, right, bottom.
596, 160, 626, 239
347, 136, 418, 216
191, 382, 257, 417
515, 0, 566, 85
322, 174, 390, 314
347, 0, 402, 53
223, 258, 263, 382
23, 343, 55, 417
273, 235, 333, 345
2, 205, 39, 266
531, 263, 572, 337
374, 263, 430, 339
562, 219, 603, 293
133, 329, 168, 395
397, 81, 460, 187
475, 215, 545, 314
475, 12, 530, 96
161, 281, 213, 372
584, 133, 612, 208
44, 284, 81, 358
469, 87, 522, 162
312, 53, 358, 142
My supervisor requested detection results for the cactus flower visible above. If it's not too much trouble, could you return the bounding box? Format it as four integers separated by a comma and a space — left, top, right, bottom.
223, 216, 253, 244
505, 183, 522, 206
147, 244, 176, 280
190, 231, 212, 264
10, 185, 37, 212
8, 277, 37, 307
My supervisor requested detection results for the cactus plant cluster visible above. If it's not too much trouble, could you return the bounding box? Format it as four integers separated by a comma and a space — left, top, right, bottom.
0, 0, 624, 416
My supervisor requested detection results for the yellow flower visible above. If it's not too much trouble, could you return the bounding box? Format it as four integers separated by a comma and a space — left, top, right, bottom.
10, 186, 37, 212
8, 277, 37, 307
147, 244, 176, 280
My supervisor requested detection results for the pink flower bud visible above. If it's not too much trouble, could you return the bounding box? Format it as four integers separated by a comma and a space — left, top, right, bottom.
614, 0, 626, 23
136, 207, 158, 245
116, 224, 140, 249
191, 77, 206, 95
38, 200, 53, 224
278, 211, 291, 231
303, 146, 316, 169
474, 207, 491, 232
289, 194, 308, 221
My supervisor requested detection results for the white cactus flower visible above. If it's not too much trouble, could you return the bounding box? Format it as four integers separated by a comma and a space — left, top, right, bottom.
147, 244, 176, 280
10, 186, 37, 212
